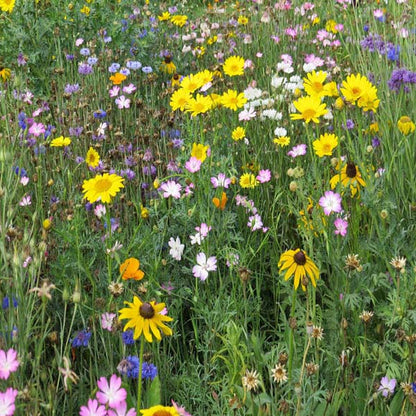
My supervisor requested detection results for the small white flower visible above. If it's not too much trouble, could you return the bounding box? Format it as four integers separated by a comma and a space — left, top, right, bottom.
168, 237, 184, 261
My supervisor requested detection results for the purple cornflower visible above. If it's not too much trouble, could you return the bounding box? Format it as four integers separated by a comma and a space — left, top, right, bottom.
78, 63, 93, 75
126, 61, 142, 70
108, 63, 121, 73
64, 83, 80, 94
388, 68, 416, 93
79, 48, 90, 56
71, 329, 92, 347
69, 126, 83, 137
93, 109, 107, 119
372, 137, 381, 147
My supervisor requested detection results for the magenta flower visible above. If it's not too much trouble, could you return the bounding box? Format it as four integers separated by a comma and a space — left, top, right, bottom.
109, 86, 120, 98
107, 401, 137, 416
0, 349, 19, 380
185, 157, 202, 173
172, 400, 193, 416
160, 180, 182, 199
248, 214, 263, 231
319, 191, 342, 215
256, 169, 271, 183
334, 218, 348, 237
28, 122, 45, 137
0, 388, 18, 416
287, 144, 307, 158
79, 399, 107, 416
122, 83, 136, 94
96, 374, 127, 409
192, 253, 217, 281
378, 376, 396, 398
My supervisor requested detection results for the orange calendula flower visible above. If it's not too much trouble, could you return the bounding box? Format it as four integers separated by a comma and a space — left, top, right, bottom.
213, 192, 227, 210
109, 72, 127, 85
120, 258, 144, 281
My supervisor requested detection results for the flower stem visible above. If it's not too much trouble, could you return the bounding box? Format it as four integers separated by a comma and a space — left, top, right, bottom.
288, 288, 297, 382
137, 336, 145, 411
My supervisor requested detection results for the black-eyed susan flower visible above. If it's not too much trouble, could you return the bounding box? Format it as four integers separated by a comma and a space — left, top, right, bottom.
397, 116, 415, 135
140, 405, 179, 416
82, 173, 124, 204
290, 95, 328, 123
118, 296, 173, 342
223, 56, 245, 77
312, 133, 338, 157
160, 55, 176, 74
278, 249, 319, 291
85, 147, 100, 168
330, 161, 366, 197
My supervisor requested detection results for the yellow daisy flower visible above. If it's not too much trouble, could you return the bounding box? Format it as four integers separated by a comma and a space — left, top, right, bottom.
170, 89, 192, 112
397, 116, 415, 135
220, 89, 247, 111
50, 136, 71, 147
185, 94, 212, 117
312, 133, 338, 157
0, 67, 11, 82
223, 56, 245, 77
239, 173, 258, 188
232, 126, 246, 141
290, 95, 328, 124
170, 15, 187, 27
278, 249, 319, 291
0, 0, 15, 12
140, 405, 179, 416
119, 296, 173, 342
82, 173, 124, 204
191, 143, 209, 162
85, 147, 100, 168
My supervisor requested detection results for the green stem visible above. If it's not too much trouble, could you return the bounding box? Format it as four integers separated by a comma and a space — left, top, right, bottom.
288, 288, 297, 382
137, 336, 145, 411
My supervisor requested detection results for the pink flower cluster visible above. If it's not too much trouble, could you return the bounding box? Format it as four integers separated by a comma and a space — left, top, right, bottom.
79, 374, 136, 416
0, 348, 20, 415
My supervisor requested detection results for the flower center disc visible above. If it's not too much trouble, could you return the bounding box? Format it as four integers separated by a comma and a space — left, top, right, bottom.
294, 251, 307, 265
139, 302, 155, 319
303, 109, 316, 120
346, 163, 357, 178
153, 411, 172, 416
94, 178, 112, 192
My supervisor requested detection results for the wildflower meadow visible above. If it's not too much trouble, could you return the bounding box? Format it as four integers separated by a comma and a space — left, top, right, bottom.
1, 0, 416, 414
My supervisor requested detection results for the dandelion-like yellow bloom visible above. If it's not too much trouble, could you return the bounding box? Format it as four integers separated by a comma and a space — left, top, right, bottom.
170, 89, 192, 112
223, 56, 245, 77
239, 173, 258, 189
180, 73, 204, 93
170, 15, 188, 27
0, 67, 11, 82
330, 162, 366, 197
312, 133, 338, 157
80, 6, 90, 16
196, 69, 213, 86
185, 94, 212, 117
50, 136, 71, 147
119, 296, 173, 342
238, 15, 249, 25
191, 143, 209, 162
290, 95, 328, 124
85, 147, 100, 168
357, 85, 379, 112
158, 11, 171, 21
340, 73, 374, 105
303, 71, 329, 98
397, 116, 415, 135
82, 173, 124, 204
220, 90, 247, 111
140, 406, 179, 416
232, 127, 246, 141
0, 0, 15, 12
273, 136, 291, 147
278, 249, 319, 291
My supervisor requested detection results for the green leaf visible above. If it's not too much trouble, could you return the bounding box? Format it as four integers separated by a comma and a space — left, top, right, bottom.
145, 376, 161, 408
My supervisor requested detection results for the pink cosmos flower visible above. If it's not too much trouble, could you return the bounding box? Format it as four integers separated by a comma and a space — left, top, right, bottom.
195, 223, 211, 238
96, 374, 127, 409
79, 399, 107, 416
101, 313, 116, 332
334, 218, 348, 237
238, 107, 257, 121
115, 95, 131, 109
107, 401, 137, 416
20, 176, 29, 186
248, 214, 263, 231
0, 349, 19, 380
109, 86, 120, 98
192, 252, 217, 281
0, 388, 18, 416
287, 144, 307, 158
256, 169, 271, 183
319, 191, 342, 215
160, 180, 182, 199
373, 9, 384, 18
19, 195, 31, 206
185, 157, 202, 173
210, 173, 231, 189
304, 54, 324, 67
28, 122, 45, 137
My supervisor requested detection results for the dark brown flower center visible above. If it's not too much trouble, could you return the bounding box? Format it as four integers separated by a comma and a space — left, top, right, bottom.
153, 411, 171, 416
164, 56, 172, 64
294, 251, 306, 265
139, 302, 155, 319
346, 163, 357, 178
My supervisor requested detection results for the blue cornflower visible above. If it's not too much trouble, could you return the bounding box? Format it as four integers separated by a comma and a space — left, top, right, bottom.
88, 57, 98, 66
412, 382, 416, 394
80, 48, 90, 56
93, 109, 107, 119
78, 63, 93, 75
122, 330, 135, 345
71, 329, 92, 347
117, 356, 158, 380
126, 61, 142, 70
18, 112, 26, 129
2, 296, 18, 310
142, 362, 158, 381
387, 45, 400, 62
108, 63, 120, 73
119, 68, 130, 76
142, 66, 153, 74
372, 137, 381, 148
14, 166, 27, 177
